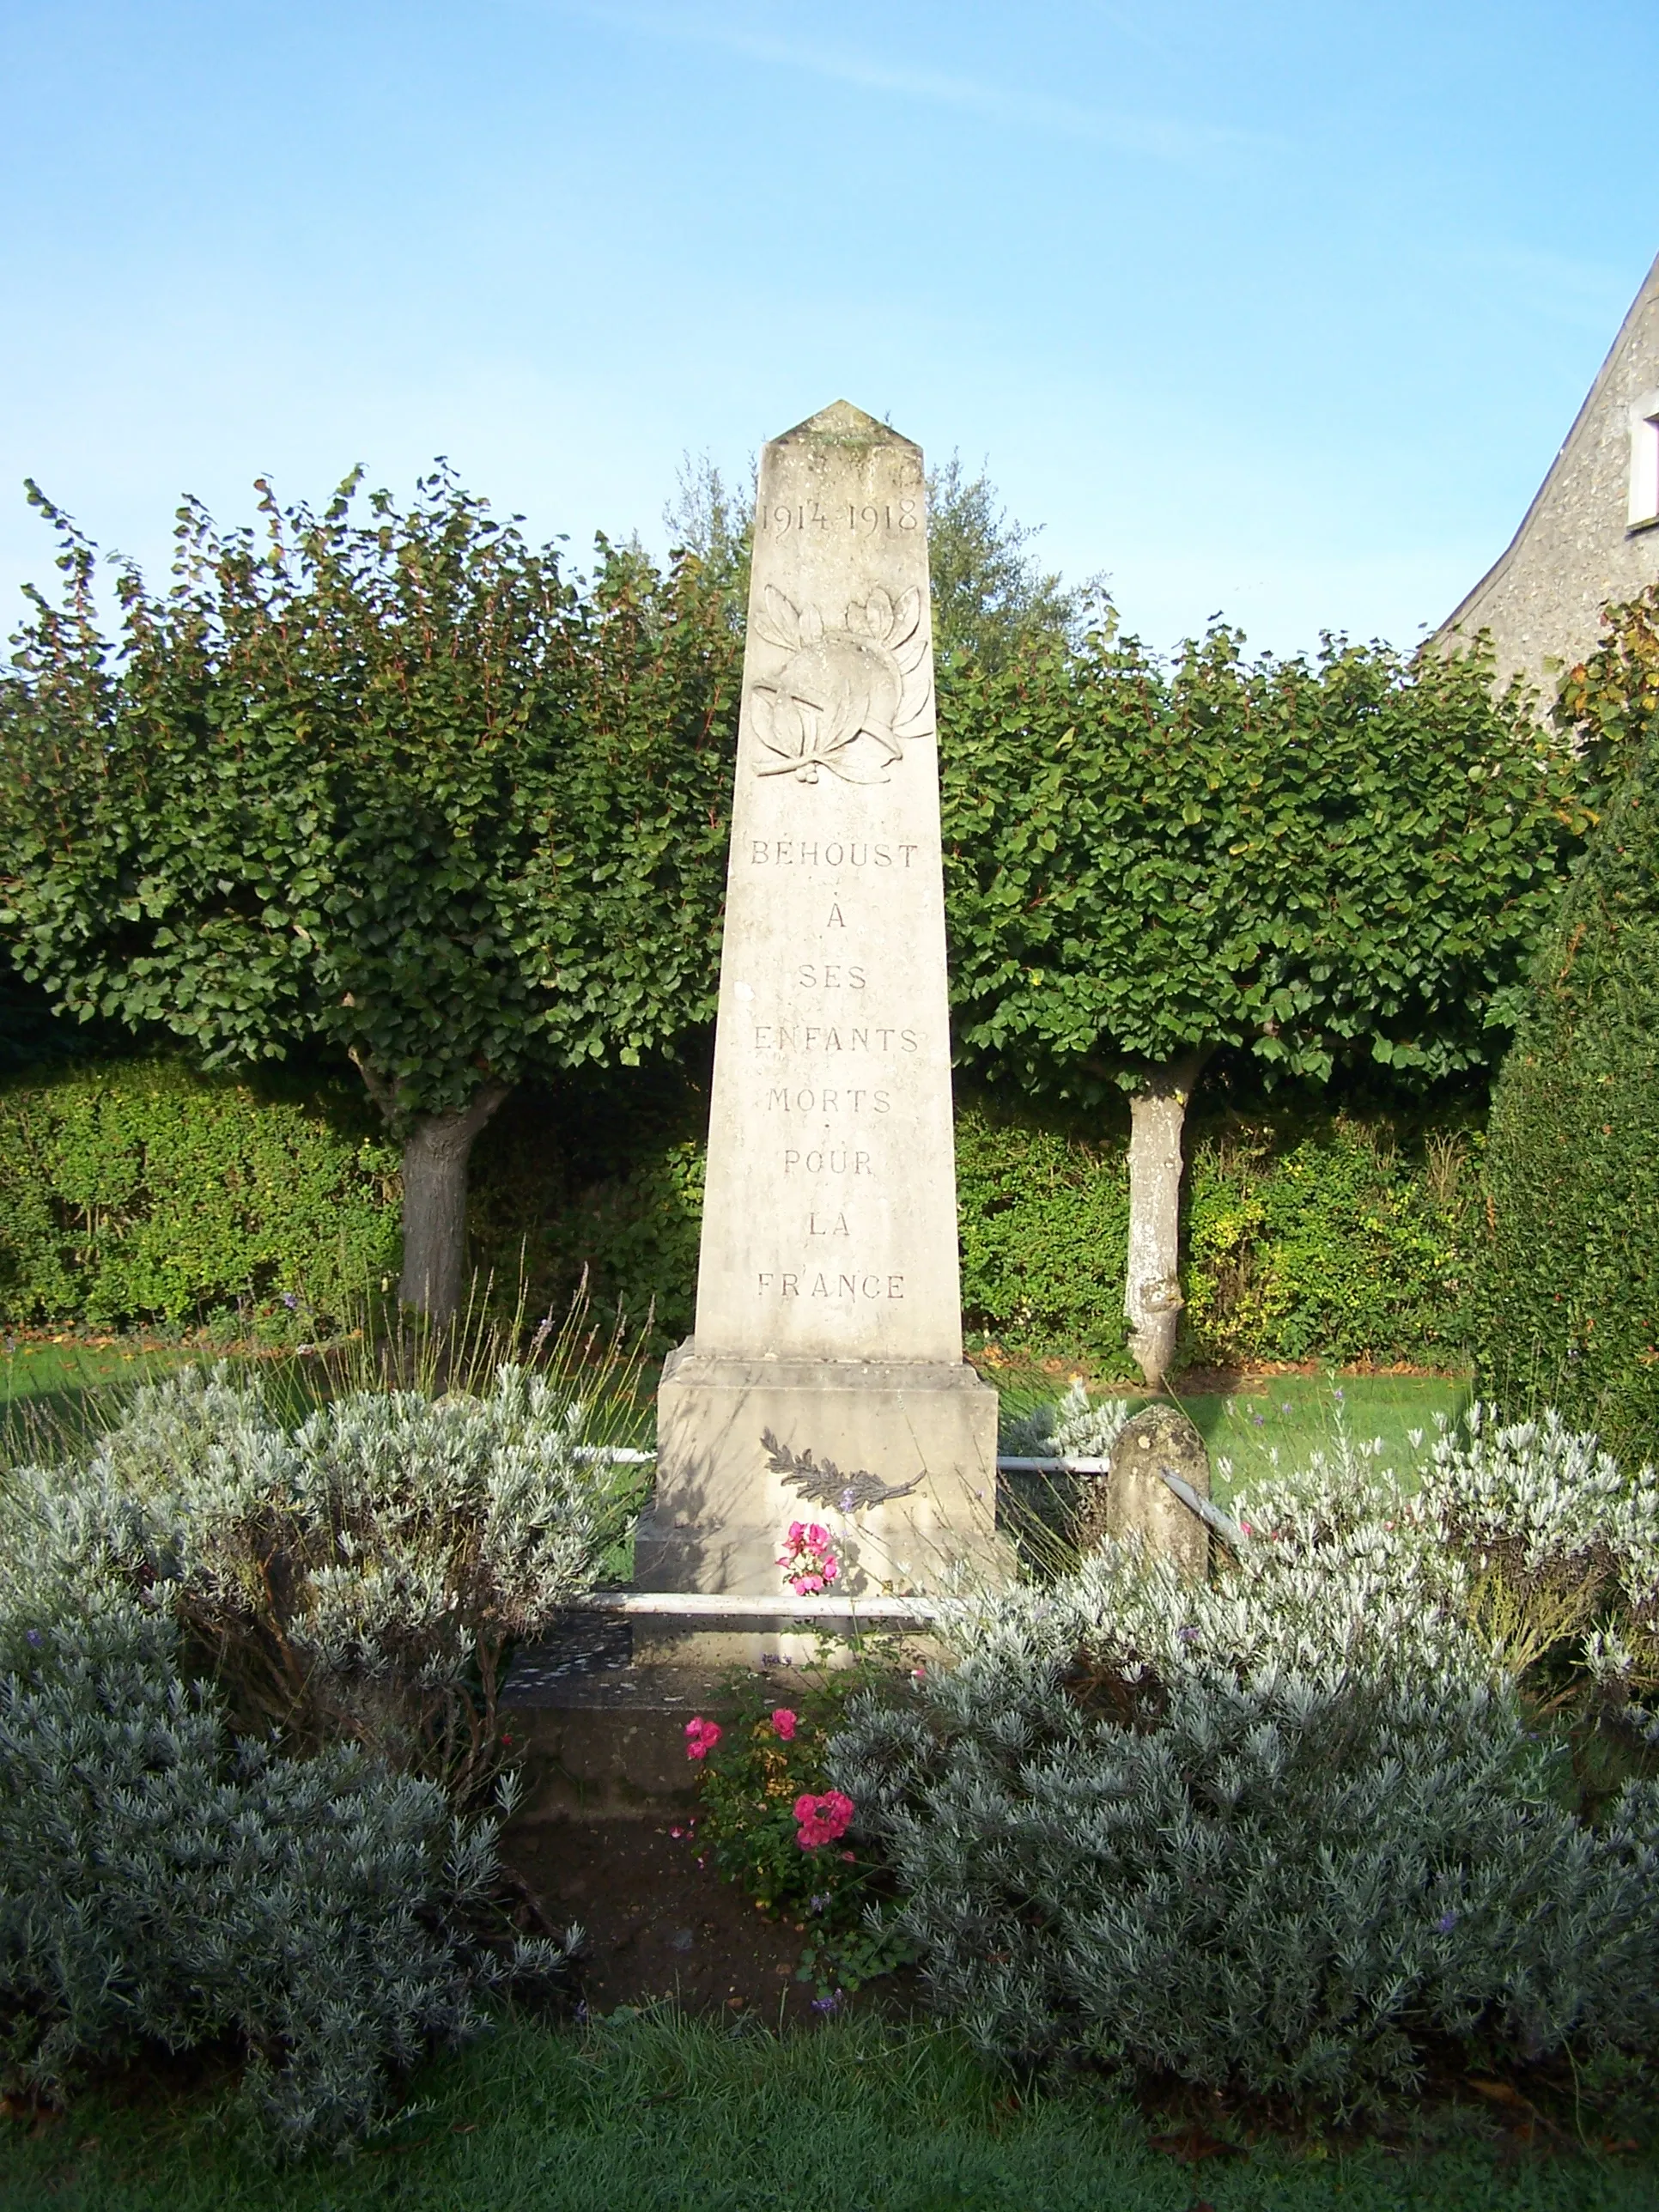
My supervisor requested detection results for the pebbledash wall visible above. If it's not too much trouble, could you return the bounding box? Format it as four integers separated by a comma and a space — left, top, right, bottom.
1439, 248, 1659, 701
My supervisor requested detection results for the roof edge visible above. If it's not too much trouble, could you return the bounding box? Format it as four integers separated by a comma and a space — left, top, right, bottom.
1438, 247, 1659, 643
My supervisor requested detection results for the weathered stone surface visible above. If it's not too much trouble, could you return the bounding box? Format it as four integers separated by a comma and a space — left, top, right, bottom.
644, 1351, 998, 1653
643, 401, 1002, 1608
1439, 249, 1659, 699
500, 1664, 723, 1818
691, 400, 960, 1360
1079, 1402, 1211, 1579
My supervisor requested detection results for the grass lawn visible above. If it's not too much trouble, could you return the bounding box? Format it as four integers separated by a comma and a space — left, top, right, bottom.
1178, 1371, 1471, 1503
990, 1364, 1470, 1506
0, 2011, 1652, 2212
0, 1340, 200, 1459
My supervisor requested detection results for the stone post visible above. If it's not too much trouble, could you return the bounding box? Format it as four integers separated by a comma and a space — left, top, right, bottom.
1094, 1404, 1212, 1581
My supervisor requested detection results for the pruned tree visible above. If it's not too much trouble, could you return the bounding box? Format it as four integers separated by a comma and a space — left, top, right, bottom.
0, 471, 739, 1320
926, 453, 1102, 668
939, 622, 1588, 1385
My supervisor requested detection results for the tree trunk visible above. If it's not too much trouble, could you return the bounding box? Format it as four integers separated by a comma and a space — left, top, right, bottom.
1124, 1052, 1210, 1389
396, 1084, 511, 1322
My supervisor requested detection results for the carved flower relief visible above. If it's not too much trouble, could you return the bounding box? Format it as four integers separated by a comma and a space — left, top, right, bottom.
747, 584, 934, 783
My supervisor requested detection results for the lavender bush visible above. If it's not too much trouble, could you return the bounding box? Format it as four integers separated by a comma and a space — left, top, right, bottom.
832, 1405, 1659, 2114
0, 1357, 629, 2152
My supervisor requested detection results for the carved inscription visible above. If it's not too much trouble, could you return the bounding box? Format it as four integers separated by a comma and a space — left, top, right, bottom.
750, 840, 919, 866
795, 964, 866, 990
758, 498, 922, 536
782, 1147, 872, 1174
765, 1087, 890, 1113
752, 828, 923, 1308
754, 1024, 916, 1053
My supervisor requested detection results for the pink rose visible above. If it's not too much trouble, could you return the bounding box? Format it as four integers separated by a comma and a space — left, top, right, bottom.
793, 1789, 856, 1849
770, 1708, 799, 1741
684, 1717, 722, 1761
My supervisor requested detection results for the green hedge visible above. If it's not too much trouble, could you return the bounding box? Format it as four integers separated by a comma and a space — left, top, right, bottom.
469, 1091, 1475, 1372
0, 1059, 399, 1333
1182, 1118, 1474, 1368
468, 1109, 707, 1344
956, 1100, 1475, 1370
0, 1059, 1476, 1371
1475, 705, 1659, 1457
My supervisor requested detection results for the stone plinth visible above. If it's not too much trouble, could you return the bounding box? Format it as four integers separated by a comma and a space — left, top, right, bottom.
645, 400, 1003, 1616
641, 1348, 998, 1656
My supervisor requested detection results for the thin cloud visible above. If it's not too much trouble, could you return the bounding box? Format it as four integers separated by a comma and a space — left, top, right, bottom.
561, 2, 1276, 164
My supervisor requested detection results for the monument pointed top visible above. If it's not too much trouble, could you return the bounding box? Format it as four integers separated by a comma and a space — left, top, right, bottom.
775, 399, 918, 453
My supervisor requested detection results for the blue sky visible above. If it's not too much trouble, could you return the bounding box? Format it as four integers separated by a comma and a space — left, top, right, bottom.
1, 1, 1654, 659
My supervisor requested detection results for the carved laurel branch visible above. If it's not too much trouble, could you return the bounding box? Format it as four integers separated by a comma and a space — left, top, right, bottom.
761, 1427, 925, 1514
752, 582, 926, 662
753, 672, 872, 782
748, 584, 934, 784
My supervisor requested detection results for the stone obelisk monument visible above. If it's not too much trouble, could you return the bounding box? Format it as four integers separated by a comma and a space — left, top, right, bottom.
641, 402, 1001, 1619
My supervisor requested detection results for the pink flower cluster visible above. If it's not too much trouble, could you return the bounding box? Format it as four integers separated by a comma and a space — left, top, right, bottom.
777, 1520, 839, 1596
793, 1789, 855, 1850
684, 1716, 722, 1760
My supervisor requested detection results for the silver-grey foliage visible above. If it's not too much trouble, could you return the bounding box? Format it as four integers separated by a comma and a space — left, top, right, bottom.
1415, 1402, 1659, 1637
831, 1406, 1659, 2113
0, 1363, 620, 2152
3, 1361, 636, 1795
999, 1380, 1131, 1461
0, 1595, 579, 2154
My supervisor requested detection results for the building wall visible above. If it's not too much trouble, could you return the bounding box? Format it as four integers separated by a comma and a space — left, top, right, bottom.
1440, 252, 1659, 704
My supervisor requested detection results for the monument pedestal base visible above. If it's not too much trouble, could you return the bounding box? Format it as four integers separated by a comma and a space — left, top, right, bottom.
637, 1342, 1005, 1662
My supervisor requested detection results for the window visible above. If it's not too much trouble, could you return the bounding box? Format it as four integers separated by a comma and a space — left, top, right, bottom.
1628, 390, 1659, 530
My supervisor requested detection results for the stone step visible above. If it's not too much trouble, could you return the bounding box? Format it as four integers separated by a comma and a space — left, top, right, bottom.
502, 1617, 767, 1820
